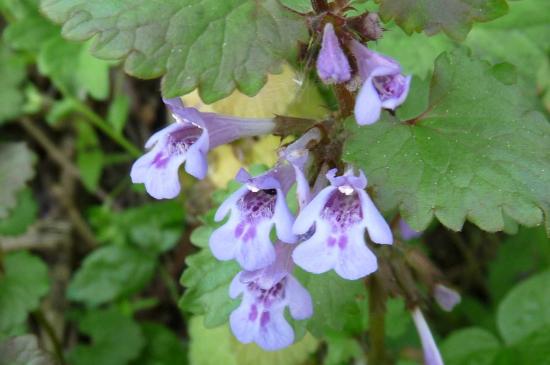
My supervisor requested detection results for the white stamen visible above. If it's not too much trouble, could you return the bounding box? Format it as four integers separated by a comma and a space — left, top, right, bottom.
338, 185, 354, 195
247, 184, 260, 193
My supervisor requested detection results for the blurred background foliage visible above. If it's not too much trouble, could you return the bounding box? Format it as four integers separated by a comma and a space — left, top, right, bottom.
0, 0, 549, 364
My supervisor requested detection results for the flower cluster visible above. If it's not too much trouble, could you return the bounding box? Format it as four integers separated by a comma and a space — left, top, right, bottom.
128, 18, 452, 355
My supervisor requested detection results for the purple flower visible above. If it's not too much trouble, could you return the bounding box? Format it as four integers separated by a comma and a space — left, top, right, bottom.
130, 98, 275, 199
399, 218, 422, 240
316, 23, 351, 84
229, 244, 313, 351
411, 308, 444, 365
210, 165, 297, 271
350, 40, 411, 125
292, 168, 392, 280
434, 284, 461, 312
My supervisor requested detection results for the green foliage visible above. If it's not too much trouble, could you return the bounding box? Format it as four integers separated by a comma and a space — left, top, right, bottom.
497, 269, 550, 345
0, 252, 50, 336
0, 44, 26, 124
67, 308, 144, 365
344, 49, 550, 234
132, 323, 188, 365
0, 188, 38, 236
441, 327, 501, 365
0, 335, 54, 365
76, 122, 104, 192
40, 0, 308, 103
376, 0, 509, 40
0, 143, 36, 219
67, 245, 157, 306
89, 201, 184, 253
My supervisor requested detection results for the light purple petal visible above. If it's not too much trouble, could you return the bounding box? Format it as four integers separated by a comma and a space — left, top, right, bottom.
209, 214, 241, 261
255, 308, 294, 351
293, 163, 311, 209
358, 190, 393, 245
273, 189, 297, 244
214, 186, 248, 222
143, 153, 187, 199
130, 147, 161, 184
285, 276, 313, 320
412, 308, 444, 365
230, 301, 258, 344
434, 284, 461, 312
350, 40, 401, 81
399, 218, 422, 240
380, 75, 412, 110
234, 220, 276, 271
229, 272, 246, 299
143, 122, 181, 149
292, 222, 336, 274
354, 77, 383, 125
293, 186, 336, 235
334, 225, 378, 280
316, 23, 351, 84
184, 129, 209, 179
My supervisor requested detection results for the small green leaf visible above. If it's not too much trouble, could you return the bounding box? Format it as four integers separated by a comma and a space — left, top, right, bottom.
67, 308, 144, 365
343, 49, 550, 234
179, 249, 240, 328
89, 201, 184, 253
131, 323, 188, 365
296, 270, 368, 336
0, 45, 26, 124
3, 12, 59, 53
107, 93, 130, 134
324, 332, 364, 365
76, 122, 103, 192
0, 252, 50, 335
0, 143, 36, 219
376, 0, 509, 40
67, 245, 157, 306
40, 0, 308, 102
0, 188, 38, 236
441, 327, 501, 365
0, 334, 54, 365
513, 326, 550, 365
497, 270, 550, 345
488, 227, 550, 302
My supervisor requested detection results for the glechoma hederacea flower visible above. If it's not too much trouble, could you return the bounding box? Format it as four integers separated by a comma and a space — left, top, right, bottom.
316, 23, 352, 84
350, 40, 411, 125
209, 165, 298, 271
292, 168, 392, 280
411, 308, 444, 365
209, 128, 321, 271
130, 98, 275, 199
229, 243, 313, 351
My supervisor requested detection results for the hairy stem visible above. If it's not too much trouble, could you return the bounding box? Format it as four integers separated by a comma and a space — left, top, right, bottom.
311, 0, 329, 13
368, 274, 387, 365
334, 84, 355, 119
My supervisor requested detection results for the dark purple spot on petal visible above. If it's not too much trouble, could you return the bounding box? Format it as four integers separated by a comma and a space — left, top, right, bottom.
322, 191, 362, 230
373, 74, 407, 102
338, 235, 347, 249
152, 152, 170, 168
260, 311, 270, 327
249, 304, 258, 321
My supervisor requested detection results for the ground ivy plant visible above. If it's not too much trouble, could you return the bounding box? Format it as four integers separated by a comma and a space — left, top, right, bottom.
1, 0, 549, 364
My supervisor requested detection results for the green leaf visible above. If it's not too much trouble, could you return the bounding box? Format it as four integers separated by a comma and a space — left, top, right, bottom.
0, 334, 54, 365
497, 269, 550, 345
324, 332, 364, 365
343, 49, 550, 234
3, 11, 59, 53
67, 308, 144, 365
179, 249, 240, 328
188, 316, 317, 365
37, 37, 110, 99
0, 252, 50, 335
131, 323, 187, 365
107, 93, 130, 134
0, 188, 38, 236
0, 44, 26, 124
67, 245, 157, 306
441, 327, 501, 365
89, 201, 184, 253
376, 0, 509, 40
512, 326, 550, 365
488, 227, 550, 303
76, 122, 103, 192
296, 270, 368, 337
40, 0, 308, 102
